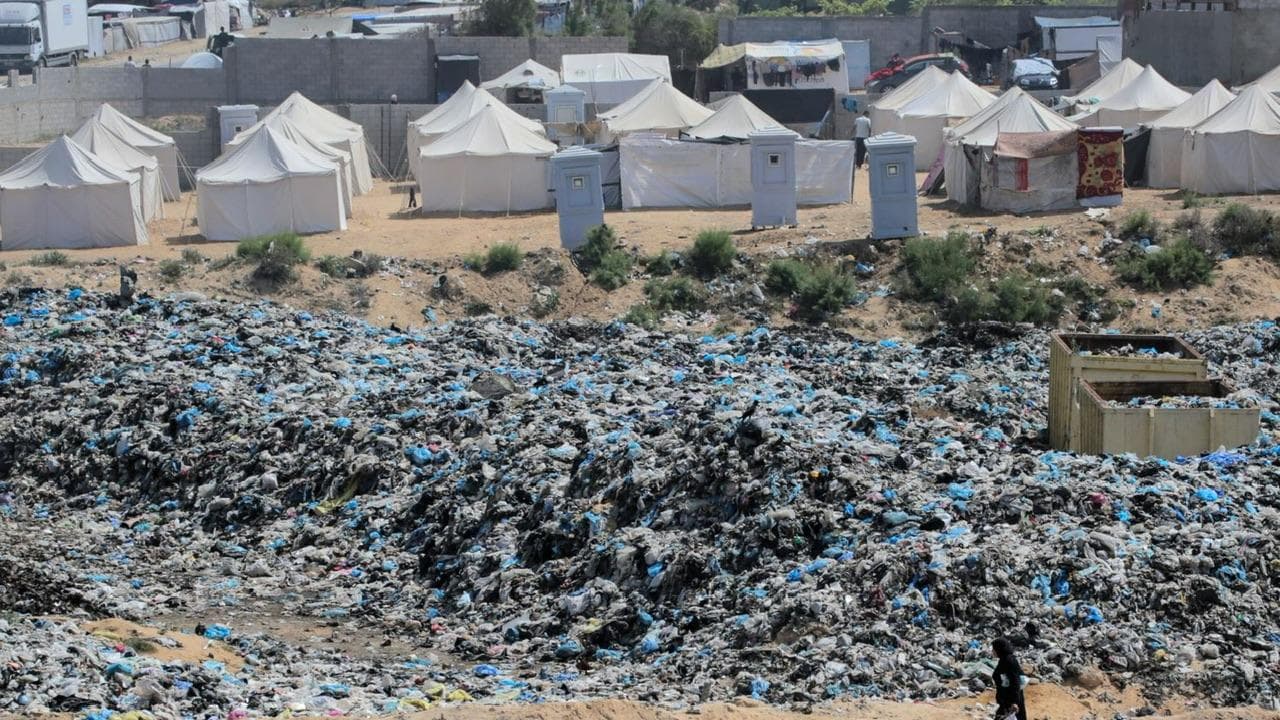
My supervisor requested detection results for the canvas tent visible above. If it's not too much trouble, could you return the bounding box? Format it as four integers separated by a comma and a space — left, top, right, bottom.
481, 59, 560, 94
944, 88, 1078, 206
891, 70, 996, 170
1062, 57, 1143, 109
416, 104, 557, 213
981, 130, 1079, 213
1077, 64, 1191, 128
232, 116, 355, 218
0, 136, 146, 250
561, 53, 671, 105
181, 52, 223, 68
233, 92, 374, 195
407, 80, 544, 179
70, 121, 164, 222
597, 79, 714, 142
82, 103, 181, 201
196, 125, 347, 242
869, 66, 949, 135
1235, 63, 1280, 93
1181, 85, 1280, 195
1145, 80, 1235, 188
684, 94, 784, 141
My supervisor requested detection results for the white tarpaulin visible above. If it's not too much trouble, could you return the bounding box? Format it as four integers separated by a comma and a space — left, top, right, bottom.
1062, 57, 1143, 108
1077, 64, 1191, 129
684, 94, 784, 140
481, 59, 560, 92
869, 65, 949, 134
980, 130, 1078, 214
598, 79, 713, 142
1234, 63, 1280, 93
197, 126, 346, 241
943, 88, 1078, 206
82, 103, 180, 201
0, 136, 146, 250
417, 104, 557, 213
234, 115, 355, 218
120, 16, 180, 47
407, 80, 545, 180
234, 92, 373, 194
70, 121, 163, 221
620, 135, 855, 209
181, 51, 223, 68
1145, 80, 1235, 189
892, 71, 996, 171
1182, 85, 1280, 195
561, 53, 671, 105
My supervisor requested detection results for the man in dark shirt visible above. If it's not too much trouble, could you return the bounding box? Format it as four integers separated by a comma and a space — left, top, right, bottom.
992, 637, 1027, 720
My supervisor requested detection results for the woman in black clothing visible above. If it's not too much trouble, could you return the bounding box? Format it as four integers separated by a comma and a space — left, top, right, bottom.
992, 637, 1027, 720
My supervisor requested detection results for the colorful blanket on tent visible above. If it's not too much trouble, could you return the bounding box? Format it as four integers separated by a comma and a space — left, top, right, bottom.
1077, 128, 1124, 199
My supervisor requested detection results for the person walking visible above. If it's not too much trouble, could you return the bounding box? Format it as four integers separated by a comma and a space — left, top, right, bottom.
854, 110, 872, 169
992, 637, 1027, 720
124, 55, 137, 68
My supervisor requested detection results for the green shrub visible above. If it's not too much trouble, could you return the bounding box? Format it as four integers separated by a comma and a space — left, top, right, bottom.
157, 259, 185, 281
483, 243, 523, 274
208, 255, 237, 271
29, 251, 70, 267
1117, 210, 1160, 242
579, 225, 620, 271
765, 258, 811, 296
181, 248, 205, 265
686, 229, 736, 279
590, 251, 632, 291
644, 251, 675, 277
316, 255, 348, 278
238, 233, 309, 285
622, 303, 658, 329
898, 231, 975, 302
794, 263, 857, 322
1115, 238, 1215, 290
1179, 190, 1204, 209
1213, 203, 1276, 257
530, 289, 559, 318
463, 253, 486, 272
644, 276, 707, 314
1170, 210, 1213, 253
578, 224, 632, 290
948, 274, 1062, 325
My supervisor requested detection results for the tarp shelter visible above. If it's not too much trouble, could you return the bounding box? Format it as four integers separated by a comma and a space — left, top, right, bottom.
0, 136, 146, 250
684, 94, 784, 141
561, 53, 671, 105
1182, 85, 1280, 195
1145, 80, 1235, 188
698, 39, 848, 92
869, 65, 949, 136
416, 104, 557, 214
233, 116, 355, 218
597, 79, 714, 143
891, 70, 996, 170
181, 52, 223, 68
196, 126, 347, 241
1062, 57, 1143, 109
944, 88, 1078, 206
620, 134, 855, 208
407, 80, 545, 180
83, 103, 180, 201
481, 59, 560, 99
70, 121, 163, 221
235, 92, 374, 195
981, 130, 1079, 213
1077, 64, 1191, 129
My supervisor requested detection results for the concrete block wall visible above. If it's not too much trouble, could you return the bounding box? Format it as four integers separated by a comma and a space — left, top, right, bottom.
145, 68, 229, 117
1126, 8, 1280, 85
224, 38, 434, 105
921, 5, 1111, 50
432, 35, 627, 81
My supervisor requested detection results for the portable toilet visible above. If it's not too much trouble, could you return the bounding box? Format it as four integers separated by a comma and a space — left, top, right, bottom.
546, 84, 587, 124
749, 126, 799, 229
217, 104, 259, 151
866, 132, 918, 239
550, 146, 604, 250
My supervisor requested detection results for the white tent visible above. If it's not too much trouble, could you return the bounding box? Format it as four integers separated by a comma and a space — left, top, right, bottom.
407, 80, 545, 179
561, 53, 671, 105
944, 88, 1078, 206
869, 65, 950, 135
1062, 57, 1143, 109
481, 59, 560, 93
597, 79, 714, 142
1234, 63, 1280, 93
196, 125, 347, 241
1181, 85, 1280, 195
70, 121, 164, 222
684, 94, 785, 141
233, 92, 373, 194
892, 71, 996, 170
232, 116, 354, 218
1145, 80, 1236, 189
83, 103, 181, 201
1077, 65, 1191, 129
416, 104, 557, 213
0, 136, 146, 250
181, 51, 223, 68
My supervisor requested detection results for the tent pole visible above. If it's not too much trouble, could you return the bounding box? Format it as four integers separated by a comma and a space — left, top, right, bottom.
507, 163, 512, 218
458, 157, 466, 219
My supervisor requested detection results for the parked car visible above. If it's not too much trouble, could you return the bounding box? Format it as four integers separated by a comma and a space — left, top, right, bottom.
1007, 57, 1059, 90
865, 54, 970, 94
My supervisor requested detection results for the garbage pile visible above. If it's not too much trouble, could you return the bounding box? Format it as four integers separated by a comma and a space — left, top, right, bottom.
3, 288, 1280, 716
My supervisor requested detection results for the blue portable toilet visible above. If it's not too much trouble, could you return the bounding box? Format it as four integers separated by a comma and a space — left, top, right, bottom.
550, 146, 604, 250
749, 126, 799, 229
546, 84, 586, 125
866, 132, 918, 239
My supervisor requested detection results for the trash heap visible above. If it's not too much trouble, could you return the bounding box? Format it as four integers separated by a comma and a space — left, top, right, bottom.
3, 288, 1280, 716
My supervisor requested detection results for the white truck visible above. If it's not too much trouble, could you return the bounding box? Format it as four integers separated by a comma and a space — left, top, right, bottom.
0, 0, 89, 71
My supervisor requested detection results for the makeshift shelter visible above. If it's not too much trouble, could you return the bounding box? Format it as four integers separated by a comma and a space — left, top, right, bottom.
69, 121, 164, 221
232, 116, 355, 218
196, 126, 347, 242
235, 92, 374, 194
697, 39, 848, 95
891, 70, 996, 170
868, 66, 949, 136
1182, 85, 1280, 195
0, 136, 146, 250
683, 94, 783, 141
1077, 64, 1191, 128
82, 103, 181, 201
1062, 57, 1143, 109
561, 53, 671, 105
1145, 80, 1236, 189
981, 130, 1079, 213
416, 104, 558, 214
944, 88, 1078, 206
407, 81, 545, 178
596, 79, 714, 143
481, 59, 560, 103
